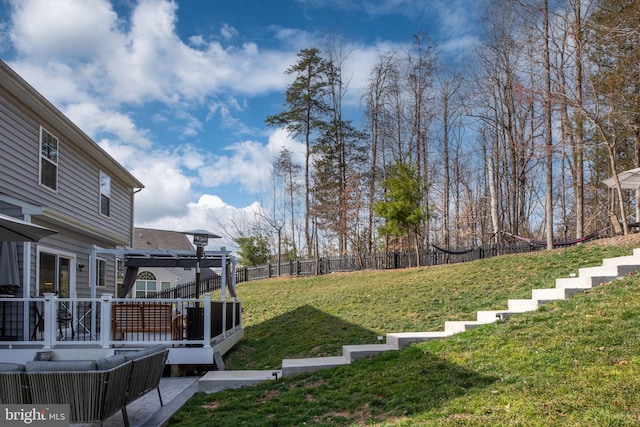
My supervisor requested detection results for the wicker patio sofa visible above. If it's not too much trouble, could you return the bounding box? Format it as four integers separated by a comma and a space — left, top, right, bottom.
0, 345, 169, 427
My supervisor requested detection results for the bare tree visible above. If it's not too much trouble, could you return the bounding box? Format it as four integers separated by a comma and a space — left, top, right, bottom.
473, 0, 539, 238
274, 147, 302, 258
363, 53, 396, 252
583, 0, 640, 232
436, 70, 464, 247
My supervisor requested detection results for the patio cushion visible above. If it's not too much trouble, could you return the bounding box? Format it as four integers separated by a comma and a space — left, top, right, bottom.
124, 344, 167, 361
96, 354, 126, 370
0, 362, 24, 372
25, 360, 96, 372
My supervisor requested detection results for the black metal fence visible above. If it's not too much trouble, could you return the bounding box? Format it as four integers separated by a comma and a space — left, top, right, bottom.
234, 242, 538, 283
147, 275, 222, 299
146, 226, 617, 297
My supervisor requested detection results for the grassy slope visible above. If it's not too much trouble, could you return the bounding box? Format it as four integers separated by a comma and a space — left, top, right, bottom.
170, 240, 640, 426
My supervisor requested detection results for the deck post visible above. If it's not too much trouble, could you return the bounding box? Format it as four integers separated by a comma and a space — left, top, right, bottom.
203, 294, 212, 348
42, 293, 55, 349
100, 294, 112, 348
221, 252, 227, 301
231, 299, 237, 330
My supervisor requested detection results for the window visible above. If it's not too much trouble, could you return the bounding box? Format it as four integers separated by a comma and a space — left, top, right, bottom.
116, 258, 124, 280
40, 127, 58, 191
38, 251, 72, 297
100, 171, 111, 217
96, 258, 107, 287
135, 271, 157, 298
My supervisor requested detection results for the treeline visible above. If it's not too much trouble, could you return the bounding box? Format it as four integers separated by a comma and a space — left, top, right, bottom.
235, 0, 640, 267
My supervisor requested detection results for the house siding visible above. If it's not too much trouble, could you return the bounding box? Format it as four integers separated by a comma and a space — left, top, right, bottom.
31, 224, 119, 298
0, 60, 142, 299
0, 84, 135, 244
0, 86, 39, 192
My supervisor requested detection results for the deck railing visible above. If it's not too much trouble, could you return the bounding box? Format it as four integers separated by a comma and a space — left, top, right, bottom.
0, 293, 242, 349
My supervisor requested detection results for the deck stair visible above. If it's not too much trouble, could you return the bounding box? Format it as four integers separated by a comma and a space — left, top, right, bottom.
199, 248, 640, 392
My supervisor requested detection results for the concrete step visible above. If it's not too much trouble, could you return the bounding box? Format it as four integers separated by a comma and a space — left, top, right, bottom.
199, 370, 282, 393
602, 254, 640, 267
610, 264, 640, 276
385, 331, 454, 349
532, 287, 587, 302
343, 344, 396, 362
281, 356, 349, 377
444, 320, 483, 333
583, 275, 618, 287
555, 276, 592, 289
476, 310, 514, 324
508, 299, 539, 312
577, 265, 618, 277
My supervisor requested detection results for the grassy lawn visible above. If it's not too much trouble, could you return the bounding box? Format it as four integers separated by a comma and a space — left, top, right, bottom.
170, 239, 640, 426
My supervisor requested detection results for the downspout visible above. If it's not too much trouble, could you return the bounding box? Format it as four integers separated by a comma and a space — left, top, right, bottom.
130, 188, 143, 245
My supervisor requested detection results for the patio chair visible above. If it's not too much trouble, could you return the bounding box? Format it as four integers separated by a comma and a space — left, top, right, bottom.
57, 311, 74, 340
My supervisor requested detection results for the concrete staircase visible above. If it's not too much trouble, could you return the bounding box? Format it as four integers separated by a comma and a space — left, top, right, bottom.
199, 248, 640, 392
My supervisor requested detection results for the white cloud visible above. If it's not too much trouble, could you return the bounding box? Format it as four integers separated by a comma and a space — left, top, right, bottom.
8, 0, 120, 59
195, 129, 304, 195
130, 152, 195, 222
220, 23, 238, 40
265, 128, 306, 164
198, 140, 272, 193
179, 144, 206, 170
135, 193, 264, 251
97, 139, 140, 169
188, 35, 206, 47
64, 102, 153, 148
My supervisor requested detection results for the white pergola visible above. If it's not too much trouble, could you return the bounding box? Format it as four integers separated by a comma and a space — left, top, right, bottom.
91, 246, 237, 299
602, 166, 640, 190
603, 167, 640, 231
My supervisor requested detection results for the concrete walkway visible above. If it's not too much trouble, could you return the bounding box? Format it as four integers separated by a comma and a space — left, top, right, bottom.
71, 376, 201, 427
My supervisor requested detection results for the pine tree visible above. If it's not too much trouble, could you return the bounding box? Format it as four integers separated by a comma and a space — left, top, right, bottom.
374, 163, 426, 266
266, 48, 330, 257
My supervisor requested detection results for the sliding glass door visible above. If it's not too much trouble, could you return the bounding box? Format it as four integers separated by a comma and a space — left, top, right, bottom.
38, 250, 74, 297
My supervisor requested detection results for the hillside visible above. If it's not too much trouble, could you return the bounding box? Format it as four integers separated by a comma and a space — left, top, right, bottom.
224, 237, 637, 370
170, 237, 640, 426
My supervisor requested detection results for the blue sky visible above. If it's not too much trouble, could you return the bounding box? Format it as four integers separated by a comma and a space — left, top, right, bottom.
0, 0, 483, 247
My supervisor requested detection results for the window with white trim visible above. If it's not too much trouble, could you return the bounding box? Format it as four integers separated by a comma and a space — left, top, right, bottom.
117, 258, 124, 280
40, 127, 58, 191
100, 171, 111, 217
135, 271, 157, 298
37, 250, 73, 297
96, 258, 107, 287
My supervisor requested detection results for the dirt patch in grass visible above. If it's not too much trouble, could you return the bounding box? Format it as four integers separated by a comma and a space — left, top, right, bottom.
201, 401, 220, 411
316, 403, 373, 425
587, 233, 640, 247
293, 379, 327, 390
258, 390, 280, 403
